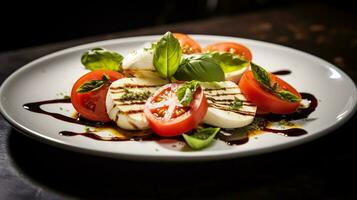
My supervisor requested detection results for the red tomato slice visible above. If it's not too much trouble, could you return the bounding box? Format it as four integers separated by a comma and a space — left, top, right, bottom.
239, 71, 301, 114
203, 42, 253, 61
144, 83, 208, 137
173, 33, 202, 54
71, 70, 124, 122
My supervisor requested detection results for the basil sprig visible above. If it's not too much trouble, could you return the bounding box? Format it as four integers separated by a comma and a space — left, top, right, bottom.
251, 63, 300, 102
153, 32, 182, 80
176, 80, 200, 106
76, 75, 110, 93
251, 63, 272, 90
205, 51, 249, 73
174, 54, 225, 82
81, 48, 123, 72
183, 127, 220, 150
276, 90, 301, 102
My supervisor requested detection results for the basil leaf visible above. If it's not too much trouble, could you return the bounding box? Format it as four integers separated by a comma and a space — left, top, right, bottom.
153, 32, 182, 80
176, 80, 200, 106
251, 62, 301, 103
183, 127, 220, 150
174, 54, 225, 82
206, 52, 249, 73
250, 62, 272, 90
81, 48, 123, 71
277, 90, 301, 102
76, 75, 110, 93
230, 97, 243, 110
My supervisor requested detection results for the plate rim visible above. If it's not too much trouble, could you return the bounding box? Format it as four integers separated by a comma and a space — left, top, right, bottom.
1, 34, 357, 161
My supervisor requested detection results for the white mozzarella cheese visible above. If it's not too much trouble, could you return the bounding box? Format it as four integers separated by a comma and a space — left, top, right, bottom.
106, 77, 168, 130
122, 46, 159, 78
201, 81, 257, 128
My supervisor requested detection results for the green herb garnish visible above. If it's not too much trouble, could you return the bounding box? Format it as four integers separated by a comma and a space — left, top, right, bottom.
143, 43, 157, 52
153, 32, 182, 81
205, 51, 249, 73
176, 80, 200, 106
81, 48, 123, 71
119, 90, 152, 101
174, 54, 225, 82
230, 97, 243, 110
84, 127, 91, 133
276, 90, 301, 102
250, 62, 272, 90
250, 62, 300, 102
76, 75, 110, 93
183, 127, 220, 150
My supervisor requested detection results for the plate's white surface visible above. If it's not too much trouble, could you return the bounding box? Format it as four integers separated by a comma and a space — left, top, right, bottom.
1, 35, 356, 161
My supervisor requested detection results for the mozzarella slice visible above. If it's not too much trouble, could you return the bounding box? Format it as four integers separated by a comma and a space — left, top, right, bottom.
122, 46, 159, 78
201, 81, 257, 128
106, 77, 168, 130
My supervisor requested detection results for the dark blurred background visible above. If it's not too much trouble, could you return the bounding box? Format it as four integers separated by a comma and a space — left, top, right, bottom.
1, 0, 355, 53
1, 1, 357, 199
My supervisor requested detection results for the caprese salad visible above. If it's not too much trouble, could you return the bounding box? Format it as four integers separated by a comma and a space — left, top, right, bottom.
70, 32, 305, 150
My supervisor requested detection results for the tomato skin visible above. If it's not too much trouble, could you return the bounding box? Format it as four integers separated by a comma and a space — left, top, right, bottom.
239, 71, 301, 114
173, 33, 202, 54
71, 70, 124, 122
144, 83, 208, 137
203, 42, 253, 61
256, 108, 270, 115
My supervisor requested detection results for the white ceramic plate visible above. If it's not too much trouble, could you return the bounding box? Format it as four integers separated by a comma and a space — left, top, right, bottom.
1, 35, 356, 161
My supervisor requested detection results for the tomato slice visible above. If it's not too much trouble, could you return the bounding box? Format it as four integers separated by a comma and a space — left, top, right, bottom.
203, 42, 253, 61
144, 83, 208, 137
239, 71, 301, 114
71, 70, 124, 122
173, 33, 202, 54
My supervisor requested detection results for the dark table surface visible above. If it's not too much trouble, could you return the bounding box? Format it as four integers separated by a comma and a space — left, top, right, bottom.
1, 3, 356, 200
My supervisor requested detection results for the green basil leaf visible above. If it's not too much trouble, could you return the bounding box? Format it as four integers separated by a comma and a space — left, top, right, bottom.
153, 32, 182, 80
230, 97, 243, 110
277, 90, 301, 102
81, 48, 123, 71
250, 62, 272, 90
76, 75, 110, 93
176, 80, 200, 106
206, 52, 249, 73
174, 54, 225, 82
250, 62, 301, 103
183, 127, 220, 150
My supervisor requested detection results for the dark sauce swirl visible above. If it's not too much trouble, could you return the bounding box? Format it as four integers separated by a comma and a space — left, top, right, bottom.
23, 99, 104, 127
22, 92, 317, 147
217, 93, 318, 145
59, 130, 156, 141
23, 98, 155, 140
59, 131, 127, 141
272, 70, 292, 75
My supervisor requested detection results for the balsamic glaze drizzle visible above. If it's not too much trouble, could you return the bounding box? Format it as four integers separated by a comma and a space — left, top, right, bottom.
22, 69, 317, 147
272, 70, 292, 75
23, 99, 103, 127
217, 93, 317, 145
